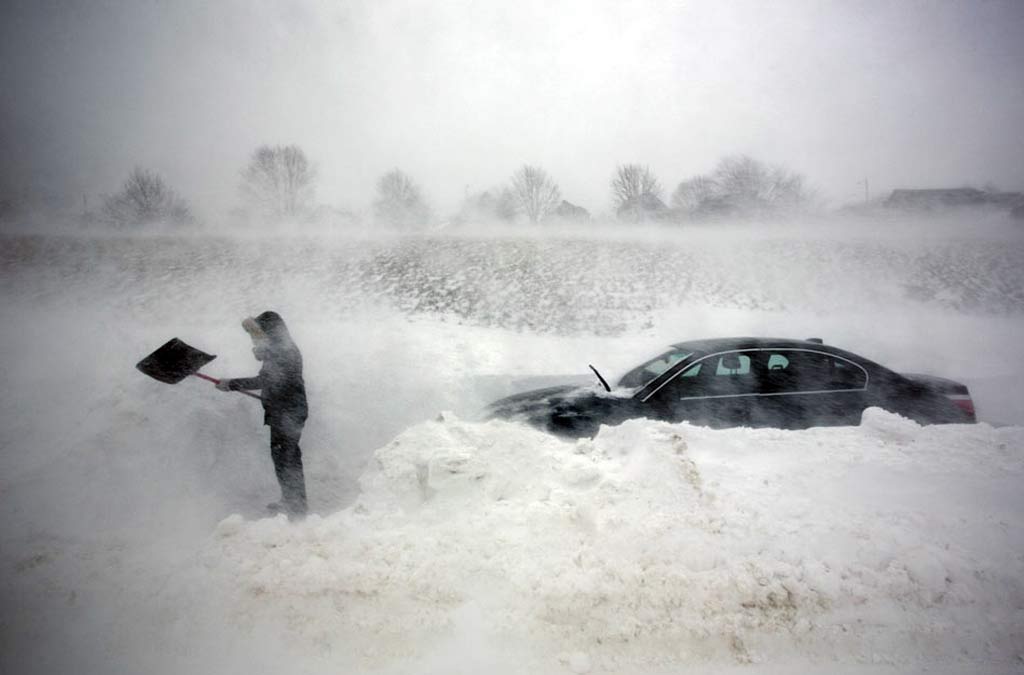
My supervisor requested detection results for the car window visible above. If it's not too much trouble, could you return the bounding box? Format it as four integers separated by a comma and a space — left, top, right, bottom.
617, 349, 693, 388
761, 350, 866, 392
643, 348, 868, 403
704, 353, 760, 394
644, 350, 764, 400
666, 352, 759, 396
714, 354, 751, 376
681, 363, 701, 377
824, 355, 867, 389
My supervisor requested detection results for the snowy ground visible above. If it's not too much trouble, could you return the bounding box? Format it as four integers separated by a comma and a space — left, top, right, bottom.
2, 220, 1023, 673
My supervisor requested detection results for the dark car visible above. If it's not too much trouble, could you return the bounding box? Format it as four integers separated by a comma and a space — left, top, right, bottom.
486, 337, 976, 437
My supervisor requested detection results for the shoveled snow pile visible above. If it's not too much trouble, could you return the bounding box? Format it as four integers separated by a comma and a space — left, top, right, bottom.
196, 410, 1024, 673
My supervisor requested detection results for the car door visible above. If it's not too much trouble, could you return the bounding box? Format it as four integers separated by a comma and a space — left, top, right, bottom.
644, 351, 757, 428
699, 352, 758, 428
641, 359, 713, 425
750, 349, 869, 428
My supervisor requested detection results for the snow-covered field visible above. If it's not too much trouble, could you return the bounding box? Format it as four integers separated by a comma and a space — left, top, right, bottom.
2, 220, 1023, 674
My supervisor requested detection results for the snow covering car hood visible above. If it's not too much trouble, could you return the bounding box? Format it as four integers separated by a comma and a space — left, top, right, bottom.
486, 384, 638, 437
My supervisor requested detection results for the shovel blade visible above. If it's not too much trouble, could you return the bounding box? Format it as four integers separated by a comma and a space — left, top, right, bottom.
136, 338, 216, 384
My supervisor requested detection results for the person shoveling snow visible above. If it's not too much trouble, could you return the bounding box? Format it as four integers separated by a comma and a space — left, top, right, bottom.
137, 311, 310, 519
216, 311, 309, 519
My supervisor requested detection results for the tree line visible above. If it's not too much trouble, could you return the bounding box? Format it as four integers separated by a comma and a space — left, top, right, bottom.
92, 144, 815, 228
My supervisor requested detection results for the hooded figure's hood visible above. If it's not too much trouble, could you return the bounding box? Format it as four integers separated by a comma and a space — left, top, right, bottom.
244, 311, 295, 344
243, 311, 298, 362
250, 311, 289, 340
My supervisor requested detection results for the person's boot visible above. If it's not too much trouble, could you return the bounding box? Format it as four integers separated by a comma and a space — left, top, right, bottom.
284, 496, 307, 520
267, 500, 306, 520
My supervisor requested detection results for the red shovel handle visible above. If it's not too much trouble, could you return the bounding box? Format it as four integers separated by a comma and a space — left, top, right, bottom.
194, 373, 261, 400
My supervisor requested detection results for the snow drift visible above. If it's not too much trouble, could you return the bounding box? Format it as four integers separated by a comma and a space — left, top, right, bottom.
191, 411, 1024, 673
2, 223, 1024, 674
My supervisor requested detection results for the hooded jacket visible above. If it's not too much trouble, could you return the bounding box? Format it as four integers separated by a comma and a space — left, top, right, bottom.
228, 311, 308, 426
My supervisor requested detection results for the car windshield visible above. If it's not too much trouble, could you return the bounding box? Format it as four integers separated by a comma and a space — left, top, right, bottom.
617, 349, 694, 389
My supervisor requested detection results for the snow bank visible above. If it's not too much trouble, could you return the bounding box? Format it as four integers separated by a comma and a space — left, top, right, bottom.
3, 228, 1024, 674
201, 411, 1024, 673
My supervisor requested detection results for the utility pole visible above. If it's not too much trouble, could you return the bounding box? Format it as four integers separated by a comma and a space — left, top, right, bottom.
858, 178, 870, 204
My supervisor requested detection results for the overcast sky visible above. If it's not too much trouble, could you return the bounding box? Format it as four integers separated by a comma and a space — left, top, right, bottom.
2, 0, 1023, 218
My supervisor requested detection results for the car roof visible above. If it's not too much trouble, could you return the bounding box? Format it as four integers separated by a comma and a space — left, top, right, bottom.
669, 337, 833, 353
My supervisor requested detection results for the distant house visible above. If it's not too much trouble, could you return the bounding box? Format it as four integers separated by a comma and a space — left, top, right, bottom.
553, 200, 590, 222
884, 188, 1023, 211
986, 192, 1024, 208
885, 188, 986, 209
616, 194, 670, 221
692, 195, 753, 218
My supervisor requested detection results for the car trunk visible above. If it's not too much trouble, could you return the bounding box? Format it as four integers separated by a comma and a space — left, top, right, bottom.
901, 372, 976, 421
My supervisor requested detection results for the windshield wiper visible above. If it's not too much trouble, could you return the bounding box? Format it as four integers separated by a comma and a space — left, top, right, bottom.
589, 364, 611, 392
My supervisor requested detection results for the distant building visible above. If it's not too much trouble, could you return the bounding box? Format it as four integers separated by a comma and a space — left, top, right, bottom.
884, 188, 1023, 211
553, 200, 590, 222
616, 194, 670, 221
986, 192, 1024, 208
885, 188, 986, 209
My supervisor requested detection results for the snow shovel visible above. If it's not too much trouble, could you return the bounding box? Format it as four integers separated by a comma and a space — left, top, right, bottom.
136, 338, 260, 400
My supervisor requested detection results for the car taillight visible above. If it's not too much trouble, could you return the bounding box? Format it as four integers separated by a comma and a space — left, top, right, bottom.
946, 394, 976, 421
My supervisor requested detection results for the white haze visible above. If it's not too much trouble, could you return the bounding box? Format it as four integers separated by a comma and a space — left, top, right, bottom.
1, 216, 1024, 673
2, 0, 1023, 217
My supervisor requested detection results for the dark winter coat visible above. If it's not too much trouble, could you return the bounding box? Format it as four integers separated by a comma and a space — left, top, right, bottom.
227, 311, 308, 426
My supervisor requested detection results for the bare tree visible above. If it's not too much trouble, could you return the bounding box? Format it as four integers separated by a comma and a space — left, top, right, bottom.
101, 167, 193, 227
710, 155, 809, 211
673, 155, 812, 218
509, 165, 561, 223
612, 164, 666, 221
373, 169, 431, 227
670, 175, 718, 212
612, 164, 662, 206
239, 145, 316, 221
